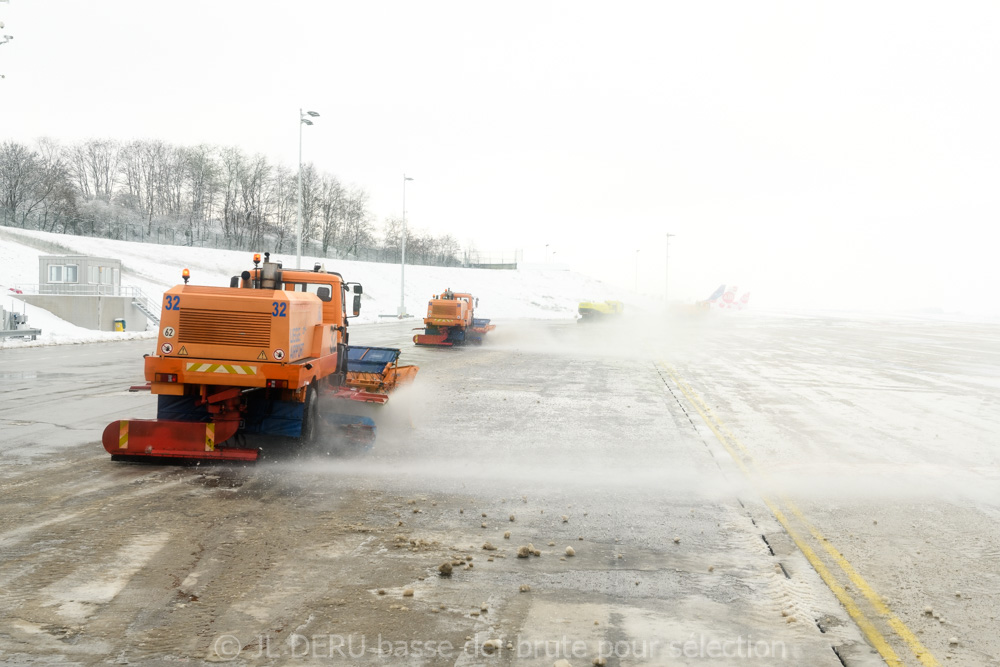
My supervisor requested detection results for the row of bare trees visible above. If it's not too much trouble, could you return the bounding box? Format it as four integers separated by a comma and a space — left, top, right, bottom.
0, 138, 462, 265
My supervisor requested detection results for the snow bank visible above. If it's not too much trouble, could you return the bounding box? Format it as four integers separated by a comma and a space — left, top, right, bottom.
0, 296, 154, 348
0, 228, 649, 348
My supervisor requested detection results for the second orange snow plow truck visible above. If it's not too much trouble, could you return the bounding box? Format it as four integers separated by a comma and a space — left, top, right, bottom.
412, 288, 495, 346
102, 253, 417, 462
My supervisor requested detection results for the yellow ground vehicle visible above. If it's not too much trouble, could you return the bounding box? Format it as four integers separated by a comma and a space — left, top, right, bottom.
413, 289, 495, 346
102, 253, 416, 462
578, 300, 624, 321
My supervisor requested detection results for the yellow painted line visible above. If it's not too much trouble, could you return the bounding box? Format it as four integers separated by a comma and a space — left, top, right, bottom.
661, 362, 937, 667
676, 371, 939, 666
766, 501, 905, 667
786, 502, 940, 667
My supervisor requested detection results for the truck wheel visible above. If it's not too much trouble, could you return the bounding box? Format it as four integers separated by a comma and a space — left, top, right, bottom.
300, 383, 319, 444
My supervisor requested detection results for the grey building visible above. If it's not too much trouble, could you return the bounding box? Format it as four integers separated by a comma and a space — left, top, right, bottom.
17, 255, 158, 331
37, 255, 123, 295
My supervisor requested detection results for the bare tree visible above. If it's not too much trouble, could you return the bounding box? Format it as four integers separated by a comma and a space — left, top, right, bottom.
239, 153, 271, 249
318, 174, 345, 254
267, 164, 296, 252
158, 143, 186, 220
380, 215, 405, 256
341, 189, 373, 256
67, 139, 120, 202
299, 162, 320, 246
118, 139, 171, 232
0, 139, 72, 228
32, 139, 76, 232
181, 144, 218, 242
218, 146, 245, 244
216, 147, 273, 248
436, 234, 461, 265
0, 141, 37, 224
1, 134, 471, 269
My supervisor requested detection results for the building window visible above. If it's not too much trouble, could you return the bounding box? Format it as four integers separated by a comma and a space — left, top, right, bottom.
48, 264, 79, 283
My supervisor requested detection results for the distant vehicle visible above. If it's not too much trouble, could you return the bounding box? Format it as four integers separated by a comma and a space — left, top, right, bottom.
413, 289, 495, 346
577, 300, 624, 322
672, 285, 751, 315
696, 285, 750, 310
696, 284, 726, 308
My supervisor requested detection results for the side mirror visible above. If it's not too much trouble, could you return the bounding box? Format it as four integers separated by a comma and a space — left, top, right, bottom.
475, 298, 479, 307
353, 294, 361, 316
354, 284, 363, 295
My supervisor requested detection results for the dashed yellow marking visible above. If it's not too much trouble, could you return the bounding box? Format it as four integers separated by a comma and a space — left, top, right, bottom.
119, 421, 128, 449
661, 362, 938, 667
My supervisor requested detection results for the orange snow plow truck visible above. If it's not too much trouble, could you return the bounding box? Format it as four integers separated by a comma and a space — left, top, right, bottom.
102, 253, 417, 462
412, 288, 495, 346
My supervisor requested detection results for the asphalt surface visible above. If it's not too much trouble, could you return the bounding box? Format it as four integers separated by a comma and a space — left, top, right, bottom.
1, 314, 995, 665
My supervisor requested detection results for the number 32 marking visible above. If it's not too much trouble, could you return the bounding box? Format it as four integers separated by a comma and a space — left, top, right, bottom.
271, 302, 286, 317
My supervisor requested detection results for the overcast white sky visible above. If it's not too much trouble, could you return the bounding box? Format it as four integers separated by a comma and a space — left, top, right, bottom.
1, 1, 998, 314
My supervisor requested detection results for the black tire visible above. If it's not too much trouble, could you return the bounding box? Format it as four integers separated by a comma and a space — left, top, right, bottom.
300, 382, 319, 445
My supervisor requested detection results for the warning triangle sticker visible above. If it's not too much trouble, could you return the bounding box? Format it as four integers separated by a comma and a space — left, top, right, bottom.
257, 351, 268, 360
178, 346, 189, 356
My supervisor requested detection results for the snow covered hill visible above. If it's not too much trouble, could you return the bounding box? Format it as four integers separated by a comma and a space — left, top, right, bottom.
0, 228, 647, 347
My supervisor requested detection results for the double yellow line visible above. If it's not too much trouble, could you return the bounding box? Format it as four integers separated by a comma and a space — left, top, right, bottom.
661, 363, 938, 667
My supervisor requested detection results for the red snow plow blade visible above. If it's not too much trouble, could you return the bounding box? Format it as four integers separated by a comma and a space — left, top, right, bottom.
102, 419, 256, 462
412, 332, 453, 346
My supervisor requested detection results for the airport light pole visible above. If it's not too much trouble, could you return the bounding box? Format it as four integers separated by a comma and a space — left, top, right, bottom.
665, 232, 675, 303
296, 109, 320, 269
399, 174, 414, 317
0, 0, 13, 76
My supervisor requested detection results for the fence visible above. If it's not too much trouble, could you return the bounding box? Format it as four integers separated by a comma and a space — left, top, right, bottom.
14, 283, 143, 297
13, 283, 161, 322
463, 249, 522, 270
2, 218, 520, 271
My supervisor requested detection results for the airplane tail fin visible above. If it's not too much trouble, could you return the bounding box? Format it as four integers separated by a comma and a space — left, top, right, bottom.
695, 284, 749, 311
705, 284, 726, 302
719, 285, 738, 309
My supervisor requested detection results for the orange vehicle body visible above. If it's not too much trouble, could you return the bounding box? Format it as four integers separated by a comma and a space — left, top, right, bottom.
413, 289, 495, 346
102, 255, 416, 462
